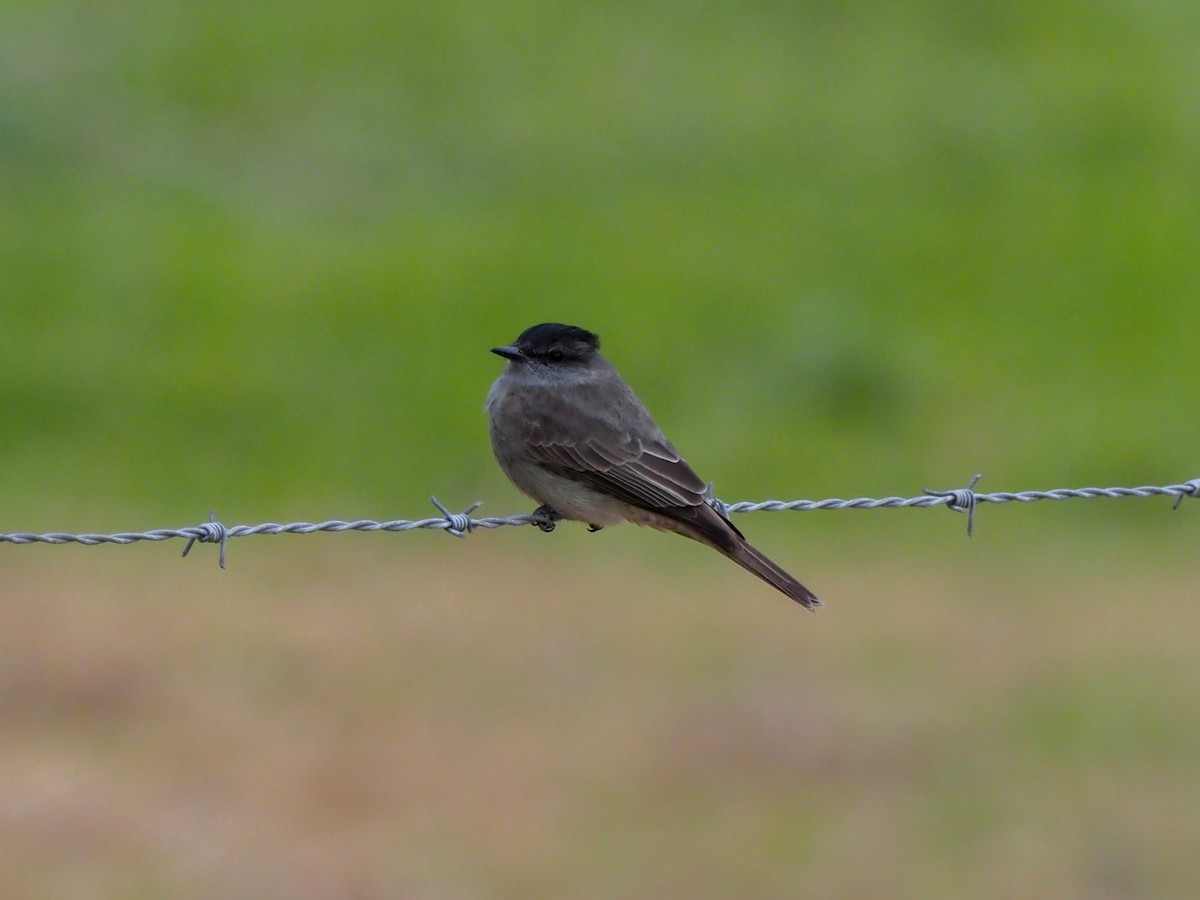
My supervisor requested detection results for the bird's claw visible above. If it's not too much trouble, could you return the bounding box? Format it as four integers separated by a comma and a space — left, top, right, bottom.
532, 505, 561, 533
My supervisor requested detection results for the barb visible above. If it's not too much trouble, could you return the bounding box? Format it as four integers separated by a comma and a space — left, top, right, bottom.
1, 476, 1195, 565
705, 481, 730, 521
429, 497, 482, 538
1173, 478, 1200, 511
181, 510, 229, 568
923, 474, 983, 536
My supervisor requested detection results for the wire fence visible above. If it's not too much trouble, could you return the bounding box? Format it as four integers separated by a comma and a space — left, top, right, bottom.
1, 475, 1196, 568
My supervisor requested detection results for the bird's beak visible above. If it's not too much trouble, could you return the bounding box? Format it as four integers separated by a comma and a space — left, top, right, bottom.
491, 345, 523, 361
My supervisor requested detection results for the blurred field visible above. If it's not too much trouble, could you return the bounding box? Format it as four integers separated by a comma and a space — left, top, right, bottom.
2, 524, 1198, 898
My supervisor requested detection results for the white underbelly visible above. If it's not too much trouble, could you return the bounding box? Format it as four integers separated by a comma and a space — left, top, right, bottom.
505, 460, 630, 526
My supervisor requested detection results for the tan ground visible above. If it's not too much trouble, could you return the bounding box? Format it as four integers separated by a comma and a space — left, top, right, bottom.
1, 525, 1197, 898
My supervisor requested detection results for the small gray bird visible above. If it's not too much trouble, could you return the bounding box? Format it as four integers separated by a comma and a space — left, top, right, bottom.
487, 323, 820, 610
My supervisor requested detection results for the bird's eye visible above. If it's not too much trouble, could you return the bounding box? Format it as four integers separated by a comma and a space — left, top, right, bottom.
548, 349, 564, 362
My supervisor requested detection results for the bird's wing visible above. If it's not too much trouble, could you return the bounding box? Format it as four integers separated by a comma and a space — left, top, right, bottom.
532, 429, 706, 509
519, 382, 711, 512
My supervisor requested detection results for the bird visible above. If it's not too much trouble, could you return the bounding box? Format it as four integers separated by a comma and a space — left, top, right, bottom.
486, 322, 820, 610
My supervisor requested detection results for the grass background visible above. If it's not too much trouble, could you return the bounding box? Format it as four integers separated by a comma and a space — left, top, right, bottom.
2, 1, 1199, 896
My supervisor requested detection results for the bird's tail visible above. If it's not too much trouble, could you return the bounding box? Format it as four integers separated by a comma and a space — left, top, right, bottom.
726, 540, 822, 612
645, 503, 821, 611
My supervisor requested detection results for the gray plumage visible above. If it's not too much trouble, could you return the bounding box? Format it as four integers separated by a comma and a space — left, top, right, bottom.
486, 323, 820, 610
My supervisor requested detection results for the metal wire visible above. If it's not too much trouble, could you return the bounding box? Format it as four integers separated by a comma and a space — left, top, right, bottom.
1, 475, 1196, 567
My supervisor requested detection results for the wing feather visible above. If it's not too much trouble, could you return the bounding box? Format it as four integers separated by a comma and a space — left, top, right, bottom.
516, 382, 710, 511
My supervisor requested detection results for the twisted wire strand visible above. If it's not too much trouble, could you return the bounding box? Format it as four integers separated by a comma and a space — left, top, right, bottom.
1, 476, 1196, 566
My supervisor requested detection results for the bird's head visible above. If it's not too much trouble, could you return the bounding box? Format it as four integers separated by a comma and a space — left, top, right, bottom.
491, 323, 601, 367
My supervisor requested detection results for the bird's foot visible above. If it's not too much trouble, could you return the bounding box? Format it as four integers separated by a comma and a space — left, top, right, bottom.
532, 504, 562, 533
587, 523, 603, 533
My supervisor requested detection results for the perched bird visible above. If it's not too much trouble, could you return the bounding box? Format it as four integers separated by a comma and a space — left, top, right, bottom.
486, 323, 820, 610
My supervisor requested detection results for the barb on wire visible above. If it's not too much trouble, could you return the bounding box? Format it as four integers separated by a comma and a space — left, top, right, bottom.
430, 497, 482, 538
0, 475, 1196, 566
181, 510, 228, 568
1174, 478, 1200, 510
924, 474, 983, 536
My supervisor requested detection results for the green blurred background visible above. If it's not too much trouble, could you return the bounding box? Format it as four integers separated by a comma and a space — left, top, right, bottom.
4, 0, 1198, 520
3, 1, 1200, 897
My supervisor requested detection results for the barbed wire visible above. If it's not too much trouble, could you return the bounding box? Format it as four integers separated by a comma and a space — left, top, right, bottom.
1, 475, 1196, 568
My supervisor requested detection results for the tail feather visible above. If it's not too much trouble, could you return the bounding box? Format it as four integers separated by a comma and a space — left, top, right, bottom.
727, 541, 822, 611
642, 503, 821, 610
